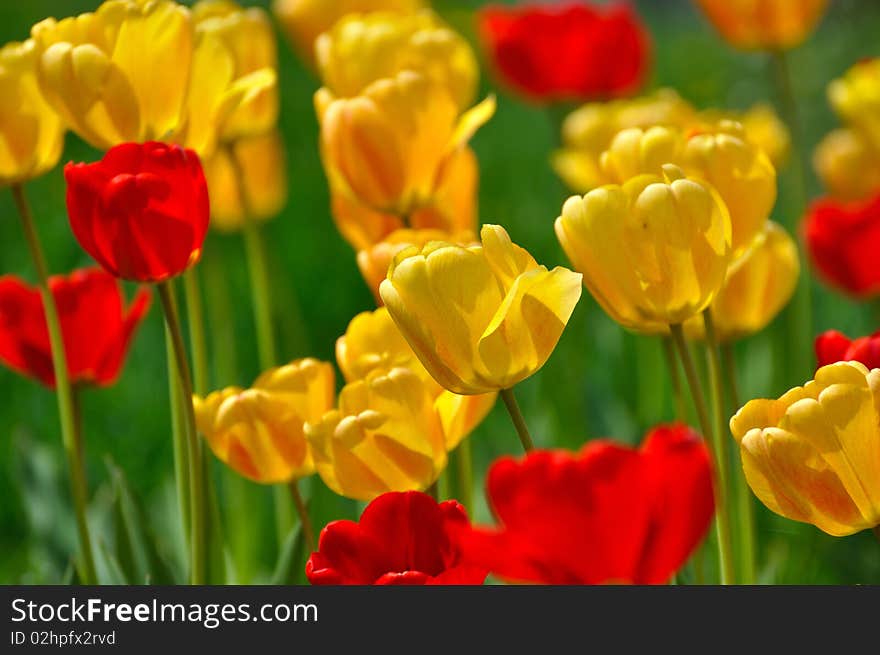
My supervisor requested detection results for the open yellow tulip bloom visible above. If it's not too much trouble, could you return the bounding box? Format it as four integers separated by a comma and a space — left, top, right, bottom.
316, 10, 477, 111
829, 58, 880, 152
337, 306, 495, 449
599, 122, 775, 258
305, 367, 447, 501
316, 71, 494, 217
31, 0, 275, 155
193, 0, 280, 142
731, 361, 880, 536
556, 164, 731, 333
204, 130, 287, 232
685, 221, 799, 342
272, 0, 423, 67
380, 224, 582, 395
0, 39, 64, 186
193, 358, 335, 484
695, 0, 829, 51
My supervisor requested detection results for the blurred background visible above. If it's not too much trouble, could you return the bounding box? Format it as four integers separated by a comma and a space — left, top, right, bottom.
2, 0, 880, 584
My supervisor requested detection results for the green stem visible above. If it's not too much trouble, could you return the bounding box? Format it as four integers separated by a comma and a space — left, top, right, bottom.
165, 322, 191, 548
701, 311, 736, 586
183, 268, 209, 395
203, 246, 239, 386
669, 321, 734, 584
12, 184, 97, 585
662, 336, 687, 422
770, 49, 813, 384
288, 480, 316, 553
456, 439, 474, 512
500, 387, 534, 452
158, 280, 206, 585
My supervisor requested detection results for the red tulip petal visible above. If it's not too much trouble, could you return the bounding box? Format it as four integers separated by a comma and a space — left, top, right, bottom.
815, 330, 853, 367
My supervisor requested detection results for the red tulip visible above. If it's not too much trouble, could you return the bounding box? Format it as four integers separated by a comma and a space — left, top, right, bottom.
478, 2, 650, 103
65, 142, 210, 283
459, 424, 714, 584
804, 194, 880, 297
0, 268, 151, 389
815, 329, 880, 369
306, 491, 487, 585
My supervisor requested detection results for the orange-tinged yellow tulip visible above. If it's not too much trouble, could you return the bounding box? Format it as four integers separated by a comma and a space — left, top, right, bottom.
729, 103, 791, 169
730, 361, 880, 536
193, 358, 334, 484
685, 221, 799, 342
556, 164, 732, 333
552, 88, 697, 192
357, 228, 475, 303
316, 10, 477, 111
695, 0, 829, 51
337, 306, 495, 448
204, 130, 287, 232
316, 71, 494, 217
305, 367, 447, 501
829, 58, 880, 151
273, 0, 423, 67
0, 39, 64, 186
380, 224, 582, 395
813, 128, 880, 201
331, 146, 479, 251
598, 122, 774, 259
193, 0, 279, 142
31, 0, 275, 155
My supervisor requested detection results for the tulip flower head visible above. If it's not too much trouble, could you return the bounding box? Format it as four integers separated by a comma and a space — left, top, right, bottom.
316, 10, 478, 110
731, 361, 880, 536
556, 164, 732, 333
459, 424, 715, 584
0, 39, 65, 186
272, 0, 424, 67
194, 358, 335, 484
804, 193, 880, 298
815, 330, 880, 370
316, 70, 495, 218
684, 221, 799, 342
478, 2, 650, 103
695, 0, 829, 51
828, 58, 880, 152
307, 491, 487, 585
0, 269, 150, 389
65, 141, 210, 283
337, 307, 496, 449
380, 224, 583, 395
814, 128, 880, 201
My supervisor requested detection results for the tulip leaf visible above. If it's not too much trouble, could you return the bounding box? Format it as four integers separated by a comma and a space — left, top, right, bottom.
270, 524, 304, 586
97, 540, 131, 585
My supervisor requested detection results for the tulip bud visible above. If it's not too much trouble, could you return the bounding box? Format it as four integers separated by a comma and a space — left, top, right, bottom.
381, 224, 582, 394
556, 164, 732, 332
829, 58, 880, 151
0, 39, 65, 186
814, 129, 880, 201
695, 0, 829, 51
731, 361, 880, 536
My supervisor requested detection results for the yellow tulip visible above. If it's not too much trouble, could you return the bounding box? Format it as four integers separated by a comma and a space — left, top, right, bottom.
31, 0, 275, 155
380, 224, 582, 394
316, 10, 477, 111
305, 367, 447, 501
599, 122, 775, 258
730, 361, 880, 536
356, 228, 475, 303
316, 71, 494, 217
331, 146, 479, 251
0, 39, 64, 186
193, 358, 335, 484
193, 0, 279, 142
203, 130, 287, 232
552, 88, 697, 192
813, 128, 880, 201
685, 221, 799, 342
337, 306, 495, 448
731, 103, 791, 169
556, 164, 731, 333
273, 0, 423, 67
829, 58, 880, 151
694, 0, 829, 51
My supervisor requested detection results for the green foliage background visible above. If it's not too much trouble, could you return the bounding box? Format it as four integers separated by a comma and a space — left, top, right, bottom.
2, 0, 879, 584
